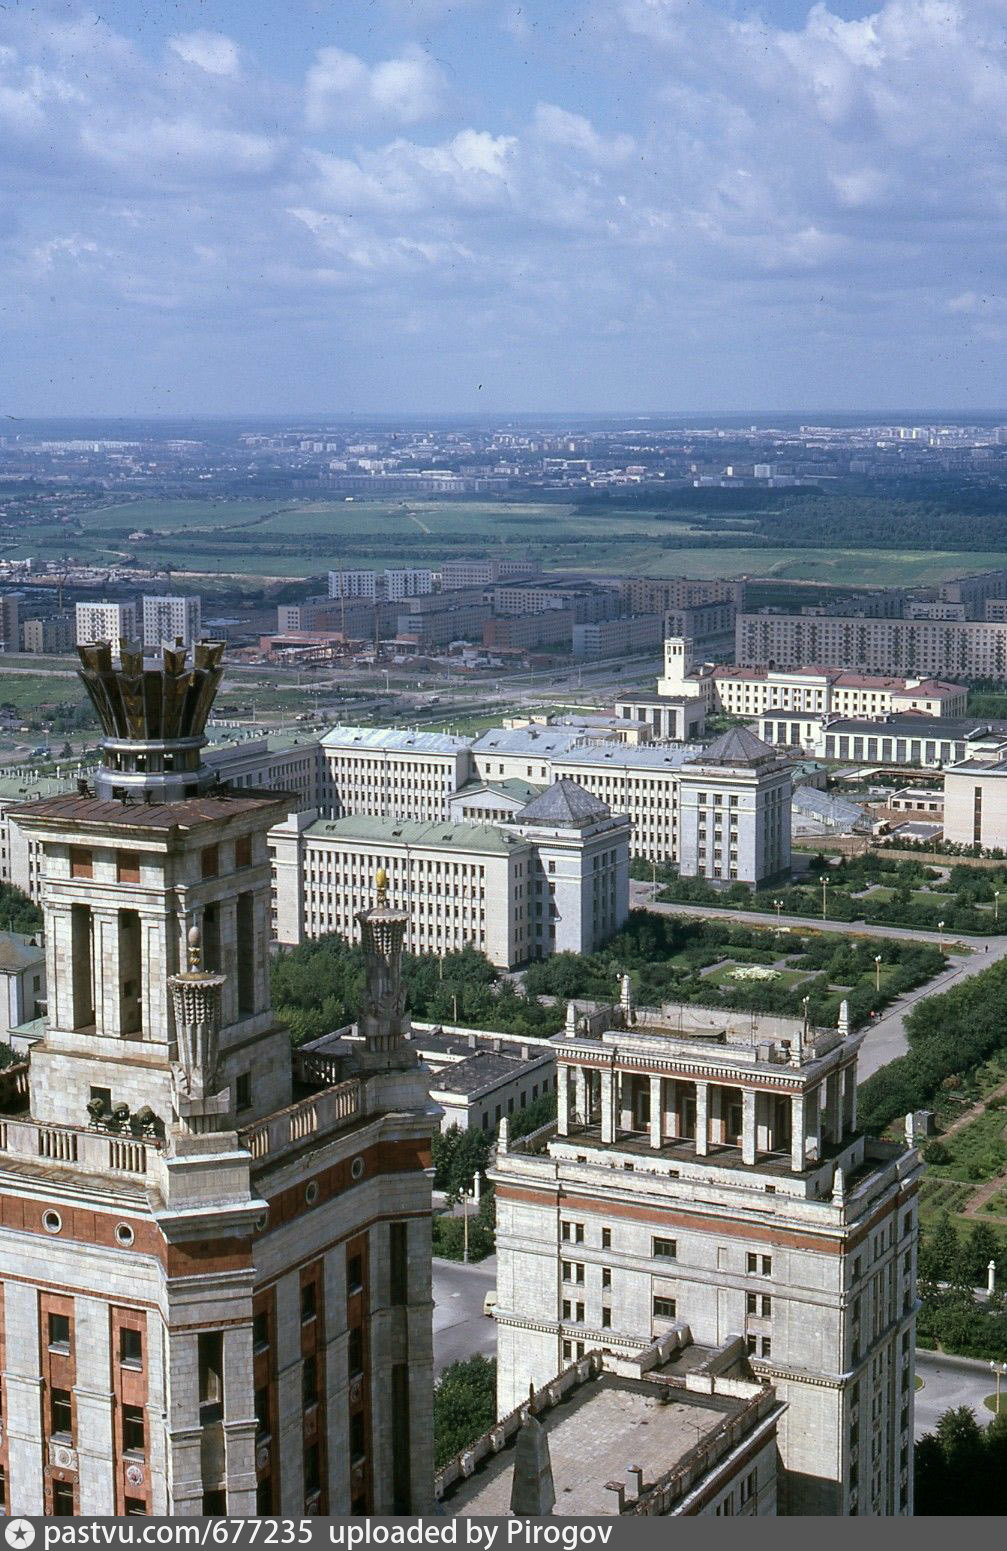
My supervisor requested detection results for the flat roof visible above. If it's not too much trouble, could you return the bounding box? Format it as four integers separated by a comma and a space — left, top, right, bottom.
305, 815, 527, 854
472, 726, 586, 756
557, 744, 699, 770
444, 1373, 748, 1517
823, 717, 990, 739
320, 724, 472, 755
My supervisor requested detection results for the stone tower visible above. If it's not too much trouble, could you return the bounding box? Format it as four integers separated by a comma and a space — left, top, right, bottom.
5, 640, 435, 1516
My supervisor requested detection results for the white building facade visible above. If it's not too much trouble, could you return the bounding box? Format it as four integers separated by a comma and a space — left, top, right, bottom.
75, 601, 137, 647
141, 595, 202, 649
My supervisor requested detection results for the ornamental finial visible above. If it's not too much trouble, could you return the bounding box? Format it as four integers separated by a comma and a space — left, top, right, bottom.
187, 924, 202, 971
375, 866, 388, 908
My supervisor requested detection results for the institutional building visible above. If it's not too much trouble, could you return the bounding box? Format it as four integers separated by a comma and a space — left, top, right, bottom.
75, 601, 137, 648
492, 996, 922, 1515
320, 727, 473, 823
1, 639, 435, 1516
270, 780, 631, 967
141, 596, 202, 650
943, 754, 1007, 849
677, 729, 792, 886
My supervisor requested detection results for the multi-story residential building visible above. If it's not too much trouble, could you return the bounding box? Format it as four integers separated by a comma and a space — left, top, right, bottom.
320, 726, 474, 822
0, 594, 18, 653
490, 583, 620, 624
677, 729, 792, 885
75, 600, 138, 647
0, 930, 46, 1041
2, 639, 435, 1515
573, 614, 662, 659
328, 570, 377, 600
940, 567, 1007, 612
141, 595, 201, 649
270, 780, 630, 967
621, 577, 743, 614
22, 613, 74, 654
483, 610, 574, 652
397, 602, 492, 648
492, 997, 922, 1515
736, 611, 1007, 681
663, 601, 736, 659
385, 569, 433, 601
441, 560, 536, 590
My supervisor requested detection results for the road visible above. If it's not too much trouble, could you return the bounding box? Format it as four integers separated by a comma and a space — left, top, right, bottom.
432, 1256, 497, 1376
915, 1351, 1001, 1437
629, 882, 1007, 1080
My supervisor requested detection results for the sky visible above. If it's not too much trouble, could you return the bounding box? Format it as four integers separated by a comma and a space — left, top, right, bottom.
1, 0, 1006, 416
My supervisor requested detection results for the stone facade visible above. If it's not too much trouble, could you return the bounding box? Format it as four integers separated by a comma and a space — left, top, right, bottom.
492, 1000, 921, 1516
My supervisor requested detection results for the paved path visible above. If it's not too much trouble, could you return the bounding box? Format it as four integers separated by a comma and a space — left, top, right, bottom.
914, 1351, 1001, 1438
629, 883, 1007, 1080
432, 1256, 497, 1376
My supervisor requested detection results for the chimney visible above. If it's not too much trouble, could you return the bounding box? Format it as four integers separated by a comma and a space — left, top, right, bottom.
604, 1482, 626, 1513
626, 1465, 644, 1499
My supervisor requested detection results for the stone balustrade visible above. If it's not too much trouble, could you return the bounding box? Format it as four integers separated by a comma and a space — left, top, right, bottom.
238, 1078, 363, 1163
0, 1115, 158, 1177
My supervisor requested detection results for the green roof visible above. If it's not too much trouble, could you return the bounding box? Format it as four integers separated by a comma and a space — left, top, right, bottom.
454, 777, 545, 804
307, 815, 527, 855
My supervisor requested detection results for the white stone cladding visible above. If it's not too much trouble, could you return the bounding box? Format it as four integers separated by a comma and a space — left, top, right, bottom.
492, 1013, 921, 1517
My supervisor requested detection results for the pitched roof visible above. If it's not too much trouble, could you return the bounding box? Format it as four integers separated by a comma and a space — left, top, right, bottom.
512, 778, 611, 826
687, 726, 779, 768
0, 933, 44, 973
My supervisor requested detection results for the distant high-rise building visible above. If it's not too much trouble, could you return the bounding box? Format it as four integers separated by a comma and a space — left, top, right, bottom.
0, 594, 19, 652
75, 600, 137, 647
328, 570, 377, 601
22, 614, 74, 655
142, 595, 201, 649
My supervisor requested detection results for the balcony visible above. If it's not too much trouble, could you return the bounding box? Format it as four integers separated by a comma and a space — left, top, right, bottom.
0, 1112, 159, 1180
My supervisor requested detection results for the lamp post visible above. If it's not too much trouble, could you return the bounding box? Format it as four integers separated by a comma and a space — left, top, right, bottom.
938, 920, 945, 954
821, 876, 829, 920
996, 890, 1000, 923
874, 954, 882, 992
774, 898, 784, 923
990, 1360, 1007, 1414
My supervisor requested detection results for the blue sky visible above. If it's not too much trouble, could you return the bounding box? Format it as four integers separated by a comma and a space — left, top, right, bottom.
2, 0, 1005, 415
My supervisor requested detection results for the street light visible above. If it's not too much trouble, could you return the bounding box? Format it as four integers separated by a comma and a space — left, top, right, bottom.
821, 876, 829, 920
938, 919, 945, 953
996, 890, 1000, 923
990, 1360, 1007, 1414
774, 898, 784, 923
874, 953, 882, 992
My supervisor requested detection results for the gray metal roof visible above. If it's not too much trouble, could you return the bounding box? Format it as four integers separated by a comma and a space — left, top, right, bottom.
513, 779, 611, 826
556, 743, 699, 770
0, 932, 45, 973
472, 727, 585, 756
685, 726, 779, 768
321, 724, 473, 755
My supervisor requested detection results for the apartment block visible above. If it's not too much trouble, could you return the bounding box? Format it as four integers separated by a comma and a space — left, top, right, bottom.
573, 614, 662, 659
22, 614, 74, 654
483, 610, 574, 652
492, 998, 921, 1515
141, 595, 201, 649
620, 577, 743, 614
441, 560, 537, 589
75, 601, 137, 647
736, 611, 1007, 681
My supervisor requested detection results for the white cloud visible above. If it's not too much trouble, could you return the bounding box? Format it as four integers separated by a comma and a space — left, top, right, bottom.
532, 103, 635, 166
168, 32, 241, 78
305, 44, 446, 130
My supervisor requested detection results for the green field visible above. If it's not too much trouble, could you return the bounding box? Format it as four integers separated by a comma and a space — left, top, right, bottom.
15, 496, 1007, 584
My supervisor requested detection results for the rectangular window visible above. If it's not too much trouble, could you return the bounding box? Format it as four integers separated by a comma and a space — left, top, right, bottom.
305, 1441, 322, 1490
601, 1267, 611, 1289
70, 847, 93, 879
301, 1282, 317, 1324
121, 1327, 143, 1369
601, 1308, 611, 1328
124, 1500, 145, 1516
253, 1311, 269, 1351
50, 1388, 72, 1438
653, 1296, 677, 1319
347, 1253, 363, 1293
255, 1386, 270, 1436
390, 1221, 409, 1305
761, 1295, 772, 1317
762, 1256, 772, 1275
201, 845, 219, 879
653, 1237, 677, 1260
235, 1072, 252, 1112
52, 1481, 75, 1515
122, 1404, 145, 1455
116, 851, 141, 884
198, 1332, 224, 1424
235, 834, 252, 868
302, 1355, 318, 1408
561, 1300, 571, 1320
48, 1313, 71, 1353
602, 1227, 611, 1249
761, 1337, 772, 1358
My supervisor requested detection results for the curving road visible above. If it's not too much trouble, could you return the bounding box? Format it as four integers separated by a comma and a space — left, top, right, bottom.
629, 882, 1007, 1079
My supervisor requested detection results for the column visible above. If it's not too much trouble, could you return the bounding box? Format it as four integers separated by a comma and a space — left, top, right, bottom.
574, 1067, 588, 1126
649, 1075, 663, 1150
600, 1069, 616, 1144
91, 908, 121, 1037
791, 1093, 806, 1173
807, 1084, 822, 1159
695, 1081, 709, 1156
222, 1323, 257, 1515
842, 1064, 857, 1133
742, 1088, 757, 1166
557, 1066, 570, 1136
825, 1071, 843, 1144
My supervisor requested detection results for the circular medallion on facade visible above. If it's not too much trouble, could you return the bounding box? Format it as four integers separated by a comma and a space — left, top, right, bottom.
115, 1222, 135, 1247
304, 1180, 320, 1206
350, 1156, 365, 1181
42, 1210, 62, 1234
125, 1464, 144, 1488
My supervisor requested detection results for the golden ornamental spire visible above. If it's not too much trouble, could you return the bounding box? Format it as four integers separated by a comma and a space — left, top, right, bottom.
375, 866, 388, 908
